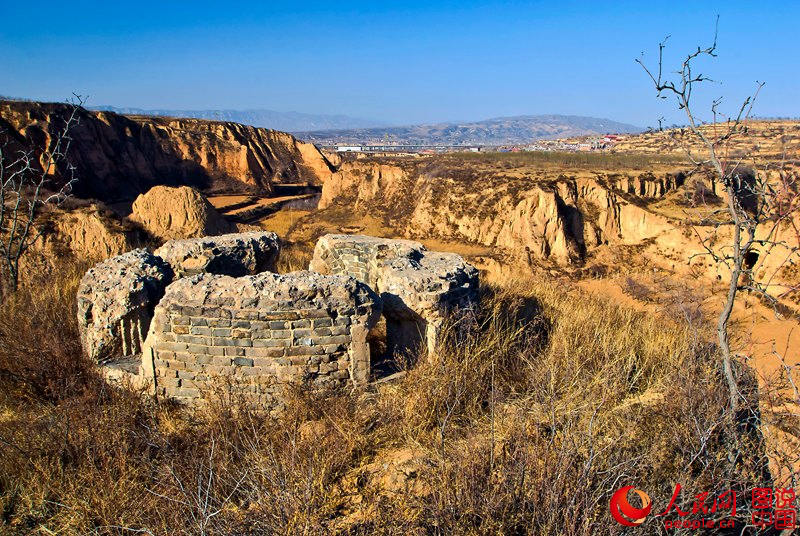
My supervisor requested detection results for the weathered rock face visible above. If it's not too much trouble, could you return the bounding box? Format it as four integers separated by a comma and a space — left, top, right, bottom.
563, 179, 676, 246
77, 249, 174, 362
320, 162, 411, 209
18, 205, 144, 292
49, 205, 138, 261
600, 172, 686, 199
140, 272, 382, 408
320, 160, 683, 265
0, 100, 334, 201
310, 234, 479, 357
130, 185, 238, 241
155, 231, 280, 278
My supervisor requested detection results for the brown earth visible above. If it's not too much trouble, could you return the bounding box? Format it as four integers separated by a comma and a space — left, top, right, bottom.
9, 111, 799, 478
20, 202, 143, 280
2, 115, 799, 532
129, 185, 238, 241
318, 155, 692, 265
0, 100, 334, 202
610, 119, 800, 162
297, 133, 800, 482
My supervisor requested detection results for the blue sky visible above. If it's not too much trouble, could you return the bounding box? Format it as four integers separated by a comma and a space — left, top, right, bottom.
1, 1, 797, 127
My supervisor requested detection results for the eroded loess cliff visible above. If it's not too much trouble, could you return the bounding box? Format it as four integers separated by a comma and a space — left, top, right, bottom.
0, 100, 334, 202
16, 203, 143, 284
320, 159, 683, 264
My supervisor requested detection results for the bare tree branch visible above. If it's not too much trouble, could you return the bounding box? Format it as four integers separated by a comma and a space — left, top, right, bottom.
637, 19, 799, 415
0, 95, 84, 294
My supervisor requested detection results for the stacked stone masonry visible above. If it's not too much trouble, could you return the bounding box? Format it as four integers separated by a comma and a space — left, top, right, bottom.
309, 234, 479, 357
77, 232, 280, 363
140, 272, 381, 407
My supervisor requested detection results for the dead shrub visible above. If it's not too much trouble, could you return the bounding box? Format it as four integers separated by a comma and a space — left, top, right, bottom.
622, 276, 655, 302
0, 260, 94, 402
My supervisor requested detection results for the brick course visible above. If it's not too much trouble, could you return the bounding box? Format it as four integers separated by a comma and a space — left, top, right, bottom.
140, 271, 381, 409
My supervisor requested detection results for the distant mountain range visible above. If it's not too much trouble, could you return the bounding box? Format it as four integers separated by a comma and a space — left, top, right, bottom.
296, 115, 642, 146
80, 104, 641, 145
88, 106, 389, 132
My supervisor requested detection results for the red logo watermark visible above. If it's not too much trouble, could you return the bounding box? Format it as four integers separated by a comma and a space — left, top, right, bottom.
609, 486, 652, 526
610, 484, 798, 530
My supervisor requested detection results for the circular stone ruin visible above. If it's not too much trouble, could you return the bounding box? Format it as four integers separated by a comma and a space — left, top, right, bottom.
77, 232, 479, 410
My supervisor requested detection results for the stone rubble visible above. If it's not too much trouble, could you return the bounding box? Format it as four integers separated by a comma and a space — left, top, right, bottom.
155, 231, 280, 278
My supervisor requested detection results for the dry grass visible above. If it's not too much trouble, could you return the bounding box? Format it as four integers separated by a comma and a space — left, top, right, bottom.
442, 150, 686, 171
0, 260, 780, 535
275, 241, 314, 273
256, 209, 312, 237
611, 120, 800, 162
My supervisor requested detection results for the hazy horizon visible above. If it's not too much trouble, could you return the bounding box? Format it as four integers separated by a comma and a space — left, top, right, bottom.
2, 1, 798, 130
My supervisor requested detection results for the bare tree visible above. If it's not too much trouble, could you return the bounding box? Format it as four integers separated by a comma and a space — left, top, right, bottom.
0, 97, 84, 294
637, 19, 800, 413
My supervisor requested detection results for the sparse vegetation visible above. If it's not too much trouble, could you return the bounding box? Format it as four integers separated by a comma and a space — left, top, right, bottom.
275, 240, 315, 273
0, 257, 778, 535
2, 9, 798, 532
447, 150, 686, 170
0, 98, 83, 294
638, 21, 800, 413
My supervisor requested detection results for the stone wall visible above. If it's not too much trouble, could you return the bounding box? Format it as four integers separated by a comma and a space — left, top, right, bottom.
81, 232, 479, 411
77, 231, 279, 363
140, 272, 381, 408
309, 234, 479, 357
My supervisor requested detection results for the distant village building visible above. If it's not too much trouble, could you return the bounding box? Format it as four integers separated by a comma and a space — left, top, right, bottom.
331, 144, 484, 154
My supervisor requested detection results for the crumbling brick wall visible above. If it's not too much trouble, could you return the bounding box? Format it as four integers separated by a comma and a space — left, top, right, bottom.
81, 232, 480, 410
77, 231, 280, 363
140, 271, 381, 408
309, 234, 479, 358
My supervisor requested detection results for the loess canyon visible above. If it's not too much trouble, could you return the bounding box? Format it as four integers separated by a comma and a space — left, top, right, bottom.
7, 101, 793, 315
0, 100, 334, 202
2, 103, 799, 533
3, 101, 795, 316
315, 151, 798, 303
319, 157, 685, 263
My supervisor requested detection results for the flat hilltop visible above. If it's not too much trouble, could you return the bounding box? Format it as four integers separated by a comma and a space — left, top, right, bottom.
568, 119, 800, 162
